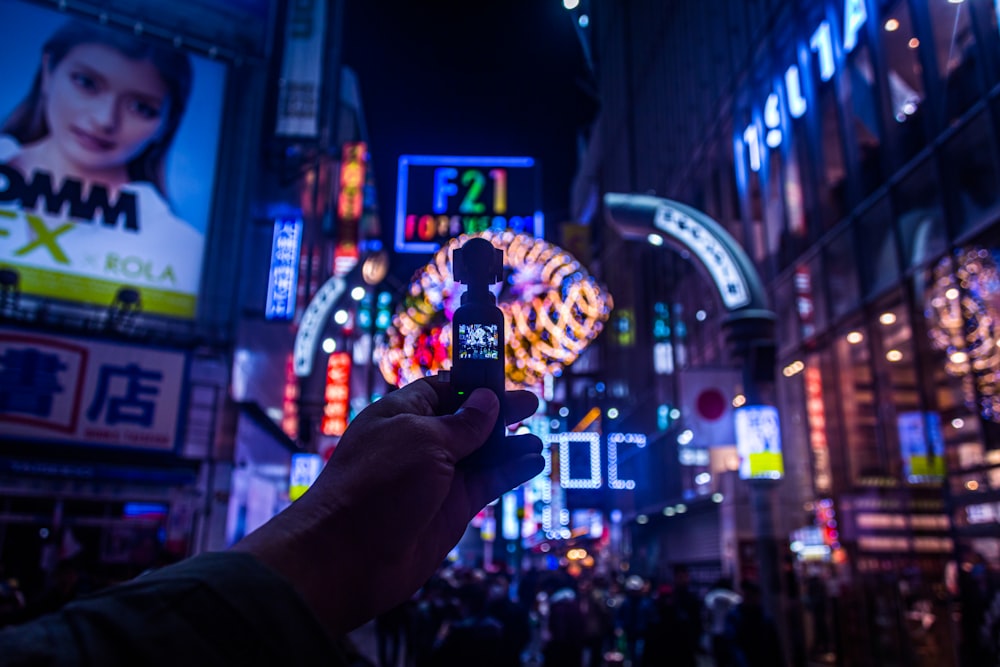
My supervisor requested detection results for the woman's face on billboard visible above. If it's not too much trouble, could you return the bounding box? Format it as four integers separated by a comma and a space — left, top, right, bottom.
42, 43, 169, 177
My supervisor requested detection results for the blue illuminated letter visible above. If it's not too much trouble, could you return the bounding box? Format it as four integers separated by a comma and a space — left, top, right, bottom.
743, 124, 762, 172
785, 65, 807, 118
810, 22, 835, 82
843, 0, 867, 52
432, 168, 459, 213
764, 93, 782, 148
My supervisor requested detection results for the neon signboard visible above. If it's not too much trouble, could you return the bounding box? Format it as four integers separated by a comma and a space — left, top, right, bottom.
289, 453, 322, 501
736, 0, 868, 174
265, 218, 302, 320
395, 155, 542, 253
543, 432, 646, 491
321, 352, 351, 436
735, 405, 784, 480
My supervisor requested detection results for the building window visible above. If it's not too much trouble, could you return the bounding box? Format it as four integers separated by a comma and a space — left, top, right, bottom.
893, 159, 947, 270
869, 295, 918, 484
824, 228, 861, 319
943, 111, 1000, 238
842, 32, 885, 198
775, 275, 799, 353
928, 0, 984, 125
858, 196, 899, 298
913, 257, 988, 480
878, 0, 929, 166
970, 0, 1000, 86
817, 83, 849, 229
834, 323, 883, 483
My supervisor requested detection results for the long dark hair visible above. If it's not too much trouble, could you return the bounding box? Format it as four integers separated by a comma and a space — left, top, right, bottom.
0, 20, 193, 198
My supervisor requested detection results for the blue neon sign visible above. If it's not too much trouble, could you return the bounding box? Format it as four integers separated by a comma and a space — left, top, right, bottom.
736, 0, 868, 173
265, 218, 302, 320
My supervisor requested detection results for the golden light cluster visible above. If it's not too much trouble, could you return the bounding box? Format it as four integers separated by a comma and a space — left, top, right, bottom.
925, 247, 1000, 422
378, 230, 613, 388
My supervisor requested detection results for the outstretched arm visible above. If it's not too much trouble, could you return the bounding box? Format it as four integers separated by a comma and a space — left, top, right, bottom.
0, 379, 543, 663
234, 378, 544, 636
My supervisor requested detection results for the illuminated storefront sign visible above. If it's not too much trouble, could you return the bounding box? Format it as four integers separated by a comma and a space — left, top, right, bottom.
334, 142, 367, 276
281, 353, 299, 439
735, 405, 784, 480
897, 411, 946, 483
736, 0, 868, 174
544, 431, 646, 491
607, 432, 646, 489
321, 352, 351, 436
0, 328, 187, 451
654, 205, 751, 309
289, 453, 322, 501
394, 155, 542, 253
804, 366, 832, 493
555, 432, 602, 489
0, 0, 226, 318
265, 218, 303, 320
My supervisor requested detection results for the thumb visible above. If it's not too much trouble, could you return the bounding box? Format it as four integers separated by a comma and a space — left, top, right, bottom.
436, 388, 500, 461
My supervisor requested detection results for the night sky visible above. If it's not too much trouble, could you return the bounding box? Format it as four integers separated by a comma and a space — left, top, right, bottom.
341, 0, 598, 281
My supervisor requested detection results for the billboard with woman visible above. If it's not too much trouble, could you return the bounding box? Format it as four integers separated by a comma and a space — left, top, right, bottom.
0, 0, 226, 319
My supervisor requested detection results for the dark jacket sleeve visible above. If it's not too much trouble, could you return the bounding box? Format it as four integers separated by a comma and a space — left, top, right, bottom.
0, 551, 350, 667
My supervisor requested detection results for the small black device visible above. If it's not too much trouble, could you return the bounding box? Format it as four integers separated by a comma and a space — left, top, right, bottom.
451, 237, 506, 466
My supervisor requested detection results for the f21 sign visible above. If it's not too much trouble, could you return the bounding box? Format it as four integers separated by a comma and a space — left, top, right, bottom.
394, 155, 543, 253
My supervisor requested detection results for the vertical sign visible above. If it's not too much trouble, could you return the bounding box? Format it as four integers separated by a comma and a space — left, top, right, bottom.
289, 453, 322, 501
897, 412, 946, 483
275, 0, 326, 137
735, 405, 784, 480
321, 352, 351, 436
265, 218, 303, 320
804, 366, 832, 493
281, 354, 299, 440
502, 491, 519, 540
334, 143, 367, 276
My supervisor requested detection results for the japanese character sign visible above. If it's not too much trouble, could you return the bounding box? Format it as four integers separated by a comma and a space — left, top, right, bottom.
0, 328, 185, 450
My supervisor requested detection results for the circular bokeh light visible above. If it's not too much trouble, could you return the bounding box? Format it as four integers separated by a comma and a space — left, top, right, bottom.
378, 230, 613, 388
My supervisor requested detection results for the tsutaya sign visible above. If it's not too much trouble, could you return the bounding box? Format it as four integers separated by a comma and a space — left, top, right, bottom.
737, 0, 868, 173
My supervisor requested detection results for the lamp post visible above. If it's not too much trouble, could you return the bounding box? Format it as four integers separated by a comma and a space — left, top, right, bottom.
603, 193, 786, 634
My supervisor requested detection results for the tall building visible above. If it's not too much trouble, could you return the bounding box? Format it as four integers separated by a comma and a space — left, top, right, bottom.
0, 0, 387, 601
0, 0, 271, 588
573, 0, 1000, 664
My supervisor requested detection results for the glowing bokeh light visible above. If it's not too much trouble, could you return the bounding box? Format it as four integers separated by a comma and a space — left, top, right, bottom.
378, 230, 613, 388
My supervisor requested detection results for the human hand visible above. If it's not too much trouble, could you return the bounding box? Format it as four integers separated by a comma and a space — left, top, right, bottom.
234, 377, 543, 637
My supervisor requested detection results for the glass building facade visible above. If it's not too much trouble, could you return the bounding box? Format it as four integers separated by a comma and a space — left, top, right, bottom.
576, 0, 1000, 664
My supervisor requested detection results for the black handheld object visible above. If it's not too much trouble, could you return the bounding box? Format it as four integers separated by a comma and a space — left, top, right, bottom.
452, 237, 506, 467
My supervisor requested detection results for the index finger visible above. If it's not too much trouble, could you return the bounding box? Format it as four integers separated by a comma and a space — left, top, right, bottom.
372, 377, 539, 426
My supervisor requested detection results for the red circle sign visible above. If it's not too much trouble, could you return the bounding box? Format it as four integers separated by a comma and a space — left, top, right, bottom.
696, 389, 727, 421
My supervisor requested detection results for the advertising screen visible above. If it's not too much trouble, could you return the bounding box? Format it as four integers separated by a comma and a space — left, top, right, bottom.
395, 155, 542, 253
0, 0, 227, 318
735, 405, 784, 480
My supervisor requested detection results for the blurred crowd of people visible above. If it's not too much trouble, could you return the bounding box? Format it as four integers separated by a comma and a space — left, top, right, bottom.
364, 562, 783, 667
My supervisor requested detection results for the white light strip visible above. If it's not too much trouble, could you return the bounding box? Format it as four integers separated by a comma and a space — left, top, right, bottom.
294, 276, 347, 376
551, 432, 602, 489
608, 432, 646, 490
